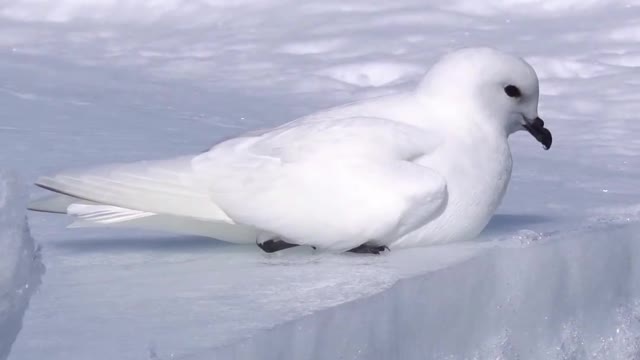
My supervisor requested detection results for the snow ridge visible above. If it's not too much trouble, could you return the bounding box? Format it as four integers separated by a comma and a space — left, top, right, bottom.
0, 171, 44, 360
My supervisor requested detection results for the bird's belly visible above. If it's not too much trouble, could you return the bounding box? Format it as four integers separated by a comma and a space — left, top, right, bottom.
390, 145, 512, 248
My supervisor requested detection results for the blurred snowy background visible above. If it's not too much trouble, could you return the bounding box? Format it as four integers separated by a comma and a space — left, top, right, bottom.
1, 0, 640, 359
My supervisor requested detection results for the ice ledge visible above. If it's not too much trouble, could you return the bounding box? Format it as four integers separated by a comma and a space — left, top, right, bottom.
0, 172, 44, 360
210, 224, 640, 360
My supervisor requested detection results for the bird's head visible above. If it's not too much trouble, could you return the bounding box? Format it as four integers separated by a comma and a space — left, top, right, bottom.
418, 47, 552, 150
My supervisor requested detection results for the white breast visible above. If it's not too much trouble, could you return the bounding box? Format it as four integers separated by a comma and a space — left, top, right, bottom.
390, 133, 513, 248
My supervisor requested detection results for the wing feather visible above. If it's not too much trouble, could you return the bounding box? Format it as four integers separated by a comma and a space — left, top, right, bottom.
202, 116, 447, 250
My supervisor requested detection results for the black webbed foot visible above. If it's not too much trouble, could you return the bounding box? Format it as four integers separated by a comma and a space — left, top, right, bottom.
347, 244, 390, 255
257, 239, 299, 253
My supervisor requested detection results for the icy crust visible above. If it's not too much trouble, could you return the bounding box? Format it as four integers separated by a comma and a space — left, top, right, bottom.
0, 172, 43, 360
211, 225, 640, 360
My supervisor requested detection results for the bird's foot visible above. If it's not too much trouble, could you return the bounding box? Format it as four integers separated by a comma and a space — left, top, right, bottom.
347, 244, 390, 255
257, 238, 300, 253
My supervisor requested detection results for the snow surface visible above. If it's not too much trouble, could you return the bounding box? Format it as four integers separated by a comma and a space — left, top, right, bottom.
1, 0, 640, 359
0, 172, 43, 360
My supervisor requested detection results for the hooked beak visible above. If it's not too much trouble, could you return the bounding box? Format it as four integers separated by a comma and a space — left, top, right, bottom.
523, 117, 552, 150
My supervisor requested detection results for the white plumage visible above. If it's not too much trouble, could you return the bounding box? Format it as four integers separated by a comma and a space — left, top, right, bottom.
29, 47, 551, 251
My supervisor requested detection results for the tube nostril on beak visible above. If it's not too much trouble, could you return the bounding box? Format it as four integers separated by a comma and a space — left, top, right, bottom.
533, 117, 544, 127
523, 116, 552, 150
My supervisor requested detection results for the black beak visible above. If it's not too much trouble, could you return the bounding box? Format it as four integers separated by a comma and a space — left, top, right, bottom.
523, 117, 552, 150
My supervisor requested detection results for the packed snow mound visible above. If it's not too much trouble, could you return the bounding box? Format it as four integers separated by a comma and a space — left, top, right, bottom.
0, 172, 43, 360
317, 62, 424, 88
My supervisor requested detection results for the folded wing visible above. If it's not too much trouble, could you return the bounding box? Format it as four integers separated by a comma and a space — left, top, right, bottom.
200, 116, 448, 250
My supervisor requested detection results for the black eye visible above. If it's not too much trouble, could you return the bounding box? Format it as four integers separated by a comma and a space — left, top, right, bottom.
504, 85, 521, 98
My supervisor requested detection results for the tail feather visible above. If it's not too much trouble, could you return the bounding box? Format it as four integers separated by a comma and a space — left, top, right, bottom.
29, 156, 261, 244
34, 155, 233, 223
67, 203, 155, 224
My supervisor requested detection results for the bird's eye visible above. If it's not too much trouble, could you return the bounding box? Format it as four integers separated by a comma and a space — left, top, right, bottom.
504, 85, 521, 98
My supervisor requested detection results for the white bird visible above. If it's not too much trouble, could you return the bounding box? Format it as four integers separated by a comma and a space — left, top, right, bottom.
29, 47, 552, 254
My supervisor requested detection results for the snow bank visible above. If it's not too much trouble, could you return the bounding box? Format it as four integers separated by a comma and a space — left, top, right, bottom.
12, 221, 640, 360
0, 172, 43, 360
212, 225, 640, 360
